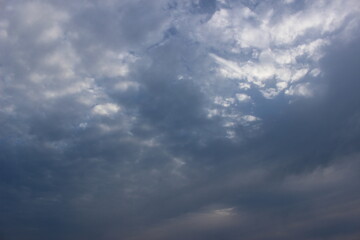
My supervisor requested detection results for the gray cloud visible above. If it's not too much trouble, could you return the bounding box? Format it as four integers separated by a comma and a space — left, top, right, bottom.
1, 0, 360, 239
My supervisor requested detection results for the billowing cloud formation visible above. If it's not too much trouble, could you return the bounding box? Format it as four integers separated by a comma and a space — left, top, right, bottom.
1, 0, 360, 239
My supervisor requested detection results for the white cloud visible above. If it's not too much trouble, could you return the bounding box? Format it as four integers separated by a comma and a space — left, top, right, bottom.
310, 68, 321, 77
193, 0, 360, 101
94, 51, 137, 78
260, 88, 280, 99
236, 93, 251, 102
92, 103, 121, 116
214, 96, 235, 107
285, 83, 313, 97
291, 68, 309, 82
115, 81, 140, 91
207, 109, 220, 118
283, 0, 294, 4
238, 82, 251, 90
43, 79, 94, 99
242, 115, 259, 122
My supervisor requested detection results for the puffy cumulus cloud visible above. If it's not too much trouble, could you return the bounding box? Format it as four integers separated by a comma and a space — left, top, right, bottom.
1, 0, 360, 240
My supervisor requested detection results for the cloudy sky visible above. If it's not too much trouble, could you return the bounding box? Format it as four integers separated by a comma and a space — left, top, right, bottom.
1, 0, 360, 239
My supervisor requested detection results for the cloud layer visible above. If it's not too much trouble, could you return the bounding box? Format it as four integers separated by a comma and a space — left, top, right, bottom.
1, 0, 360, 239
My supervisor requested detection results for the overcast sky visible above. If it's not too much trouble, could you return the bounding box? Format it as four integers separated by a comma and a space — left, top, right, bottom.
1, 0, 360, 239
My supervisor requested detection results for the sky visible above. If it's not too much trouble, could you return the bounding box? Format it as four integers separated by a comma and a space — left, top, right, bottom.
1, 0, 360, 239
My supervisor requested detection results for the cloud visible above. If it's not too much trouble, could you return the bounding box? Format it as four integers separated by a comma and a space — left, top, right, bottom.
192, 0, 359, 101
236, 93, 251, 102
128, 207, 240, 240
1, 0, 360, 239
92, 103, 121, 116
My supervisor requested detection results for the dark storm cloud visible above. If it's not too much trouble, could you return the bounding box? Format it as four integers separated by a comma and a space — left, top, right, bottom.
1, 0, 360, 240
